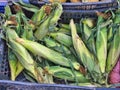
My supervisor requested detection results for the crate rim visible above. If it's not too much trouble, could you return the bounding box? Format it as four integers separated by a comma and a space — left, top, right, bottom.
0, 80, 120, 89
37, 0, 116, 5
0, 80, 96, 89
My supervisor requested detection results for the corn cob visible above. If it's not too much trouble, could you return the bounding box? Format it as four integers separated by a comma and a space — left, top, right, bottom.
15, 38, 80, 70
45, 66, 89, 83
35, 15, 51, 40
106, 26, 120, 73
31, 5, 47, 24
96, 25, 107, 73
83, 21, 96, 56
82, 22, 96, 55
70, 19, 101, 76
9, 39, 38, 80
49, 32, 72, 47
6, 29, 44, 83
34, 2, 63, 40
44, 37, 79, 67
44, 37, 71, 55
48, 2, 63, 26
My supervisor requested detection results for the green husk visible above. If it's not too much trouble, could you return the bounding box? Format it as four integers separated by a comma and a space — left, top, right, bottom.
82, 22, 96, 56
59, 23, 70, 30
57, 28, 71, 35
9, 39, 37, 79
31, 5, 47, 25
34, 2, 63, 40
96, 25, 107, 73
5, 5, 12, 19
44, 37, 71, 55
16, 38, 80, 70
82, 18, 95, 28
70, 19, 100, 73
50, 32, 72, 47
107, 27, 113, 50
106, 26, 120, 73
70, 19, 102, 83
15, 0, 39, 13
8, 51, 17, 81
83, 23, 92, 40
15, 61, 24, 77
45, 66, 89, 83
6, 29, 44, 83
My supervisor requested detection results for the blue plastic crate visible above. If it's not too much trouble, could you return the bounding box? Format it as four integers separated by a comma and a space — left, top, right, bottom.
0, 80, 120, 90
21, 0, 118, 23
0, 1, 7, 13
0, 0, 9, 81
27, 0, 118, 10
0, 1, 120, 90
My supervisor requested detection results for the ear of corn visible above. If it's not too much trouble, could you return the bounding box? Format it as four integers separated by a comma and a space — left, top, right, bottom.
34, 16, 51, 40
48, 2, 63, 26
45, 66, 89, 83
31, 5, 46, 24
44, 37, 79, 66
44, 37, 71, 55
70, 19, 100, 73
70, 19, 102, 83
15, 38, 80, 70
50, 32, 72, 47
82, 22, 96, 56
106, 26, 120, 73
34, 3, 63, 40
6, 29, 45, 83
96, 25, 107, 73
9, 39, 36, 78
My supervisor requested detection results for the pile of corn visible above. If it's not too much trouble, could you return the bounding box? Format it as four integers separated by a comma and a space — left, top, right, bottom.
1, 1, 120, 87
